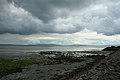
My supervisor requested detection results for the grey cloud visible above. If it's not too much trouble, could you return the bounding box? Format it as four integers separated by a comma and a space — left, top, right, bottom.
0, 0, 87, 35
80, 1, 120, 35
0, 0, 120, 35
50, 0, 96, 9
10, 0, 96, 23
107, 3, 120, 19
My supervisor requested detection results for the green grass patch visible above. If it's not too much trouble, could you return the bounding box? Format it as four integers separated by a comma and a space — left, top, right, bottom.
0, 58, 41, 77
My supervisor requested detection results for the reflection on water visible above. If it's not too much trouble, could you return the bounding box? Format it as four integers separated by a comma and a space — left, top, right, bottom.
0, 45, 106, 54
43, 51, 110, 58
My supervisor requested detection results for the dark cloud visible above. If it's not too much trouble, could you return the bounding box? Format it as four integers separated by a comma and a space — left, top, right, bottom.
0, 0, 87, 35
0, 0, 120, 35
9, 0, 96, 23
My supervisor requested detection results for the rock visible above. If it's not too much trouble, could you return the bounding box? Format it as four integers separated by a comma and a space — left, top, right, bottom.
78, 49, 120, 80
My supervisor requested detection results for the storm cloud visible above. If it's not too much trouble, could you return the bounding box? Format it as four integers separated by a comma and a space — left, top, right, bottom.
10, 0, 97, 22
0, 0, 120, 35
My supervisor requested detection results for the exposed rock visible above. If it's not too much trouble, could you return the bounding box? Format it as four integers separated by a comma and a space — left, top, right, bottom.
102, 46, 120, 51
78, 48, 120, 80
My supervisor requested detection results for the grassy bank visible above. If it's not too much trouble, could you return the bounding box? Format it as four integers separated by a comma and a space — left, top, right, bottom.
0, 58, 41, 78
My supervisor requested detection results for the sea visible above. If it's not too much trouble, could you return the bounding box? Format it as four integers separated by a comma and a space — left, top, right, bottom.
0, 45, 107, 55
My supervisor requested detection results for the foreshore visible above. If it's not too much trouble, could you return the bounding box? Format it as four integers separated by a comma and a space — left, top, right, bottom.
77, 46, 120, 80
0, 46, 119, 80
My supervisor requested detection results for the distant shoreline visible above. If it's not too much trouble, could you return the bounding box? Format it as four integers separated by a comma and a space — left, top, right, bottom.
0, 44, 113, 47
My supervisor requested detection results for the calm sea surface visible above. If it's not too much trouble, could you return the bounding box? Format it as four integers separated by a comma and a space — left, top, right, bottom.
0, 45, 107, 54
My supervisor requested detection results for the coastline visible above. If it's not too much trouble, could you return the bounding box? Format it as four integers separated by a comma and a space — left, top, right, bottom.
0, 46, 119, 80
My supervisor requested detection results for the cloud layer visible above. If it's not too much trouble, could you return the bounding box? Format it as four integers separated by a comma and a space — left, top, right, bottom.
0, 0, 120, 35
1, 29, 120, 45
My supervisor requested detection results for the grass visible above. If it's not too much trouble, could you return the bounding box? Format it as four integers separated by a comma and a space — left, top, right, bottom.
0, 58, 41, 78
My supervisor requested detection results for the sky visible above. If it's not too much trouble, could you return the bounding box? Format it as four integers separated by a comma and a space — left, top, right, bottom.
0, 0, 120, 45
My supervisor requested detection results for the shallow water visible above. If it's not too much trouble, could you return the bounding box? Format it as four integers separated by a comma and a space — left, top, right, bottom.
0, 45, 106, 55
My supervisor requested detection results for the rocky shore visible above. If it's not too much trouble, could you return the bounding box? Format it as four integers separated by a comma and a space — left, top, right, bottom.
78, 46, 120, 80
0, 47, 119, 80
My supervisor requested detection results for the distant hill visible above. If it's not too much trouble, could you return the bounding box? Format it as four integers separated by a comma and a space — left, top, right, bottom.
0, 44, 117, 47
0, 44, 58, 46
